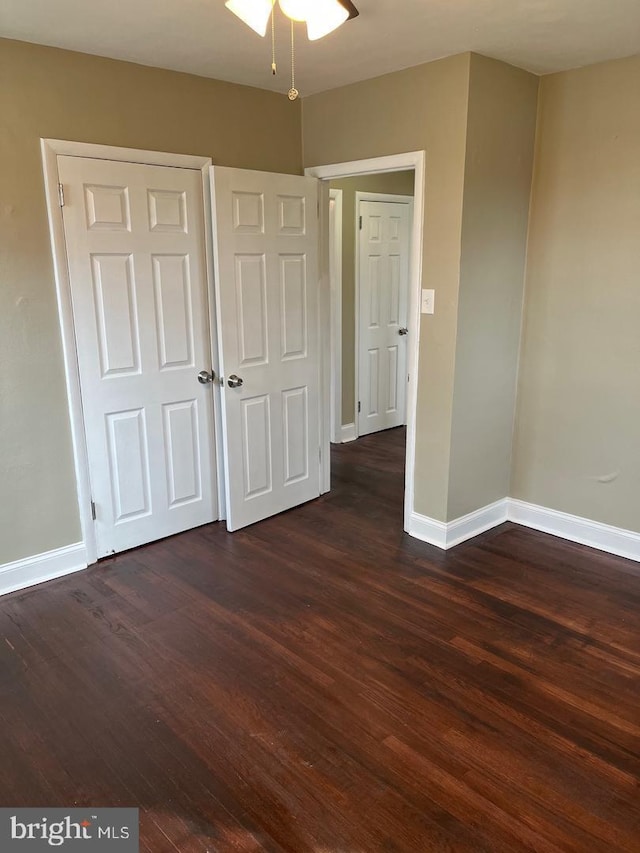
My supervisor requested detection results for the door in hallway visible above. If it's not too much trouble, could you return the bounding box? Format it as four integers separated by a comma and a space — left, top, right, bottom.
357, 198, 412, 436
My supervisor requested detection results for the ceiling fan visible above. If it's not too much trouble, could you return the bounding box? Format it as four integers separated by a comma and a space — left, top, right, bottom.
226, 0, 359, 40
225, 0, 360, 98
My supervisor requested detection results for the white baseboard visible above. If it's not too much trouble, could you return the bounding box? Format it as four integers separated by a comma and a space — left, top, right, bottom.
408, 499, 509, 550
0, 543, 88, 597
408, 496, 640, 563
340, 423, 357, 443
2, 502, 637, 600
507, 499, 640, 563
448, 499, 510, 548
407, 512, 448, 549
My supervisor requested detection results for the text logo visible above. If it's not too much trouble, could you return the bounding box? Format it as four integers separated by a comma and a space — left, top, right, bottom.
1, 809, 138, 851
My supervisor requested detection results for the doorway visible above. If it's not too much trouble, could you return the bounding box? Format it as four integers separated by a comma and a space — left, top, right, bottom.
307, 153, 424, 533
328, 178, 414, 441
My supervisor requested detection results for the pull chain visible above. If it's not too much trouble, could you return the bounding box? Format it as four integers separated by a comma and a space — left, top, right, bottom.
288, 19, 299, 100
271, 7, 277, 75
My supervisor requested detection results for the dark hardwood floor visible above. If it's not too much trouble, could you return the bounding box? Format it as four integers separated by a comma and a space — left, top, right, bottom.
1, 427, 639, 851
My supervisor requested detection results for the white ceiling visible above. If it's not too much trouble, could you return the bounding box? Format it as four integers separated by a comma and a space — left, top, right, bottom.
1, 0, 639, 96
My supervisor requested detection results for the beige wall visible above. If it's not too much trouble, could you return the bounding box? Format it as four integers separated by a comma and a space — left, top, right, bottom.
304, 55, 471, 519
448, 55, 538, 519
512, 54, 640, 532
0, 38, 302, 565
6, 33, 631, 565
304, 53, 538, 522
329, 172, 415, 426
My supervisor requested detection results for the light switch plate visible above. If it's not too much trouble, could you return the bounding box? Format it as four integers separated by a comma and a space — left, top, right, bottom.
421, 289, 435, 314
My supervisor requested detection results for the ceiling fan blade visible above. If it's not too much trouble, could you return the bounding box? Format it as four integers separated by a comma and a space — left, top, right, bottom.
339, 0, 359, 19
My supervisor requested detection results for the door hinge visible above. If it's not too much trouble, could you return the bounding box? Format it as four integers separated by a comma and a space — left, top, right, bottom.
58, 182, 65, 208
319, 447, 322, 462
90, 500, 96, 521
359, 215, 363, 230
358, 401, 361, 413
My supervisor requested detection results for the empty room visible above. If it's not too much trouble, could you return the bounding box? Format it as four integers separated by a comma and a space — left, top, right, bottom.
0, 0, 639, 850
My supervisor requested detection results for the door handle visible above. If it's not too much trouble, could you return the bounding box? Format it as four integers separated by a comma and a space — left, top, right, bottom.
398, 327, 409, 336
227, 374, 244, 389
197, 370, 215, 384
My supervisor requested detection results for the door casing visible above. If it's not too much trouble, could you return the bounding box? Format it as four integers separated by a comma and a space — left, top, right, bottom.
328, 188, 343, 444
305, 151, 426, 535
41, 139, 224, 566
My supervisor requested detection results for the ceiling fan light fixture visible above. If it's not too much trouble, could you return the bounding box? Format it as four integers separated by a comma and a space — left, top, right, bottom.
277, 0, 312, 22
305, 0, 350, 40
224, 0, 274, 36
224, 0, 359, 97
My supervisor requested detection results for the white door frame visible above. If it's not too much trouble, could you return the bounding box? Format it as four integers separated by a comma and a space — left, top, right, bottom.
41, 139, 223, 567
305, 151, 425, 533
328, 188, 343, 443
355, 191, 414, 439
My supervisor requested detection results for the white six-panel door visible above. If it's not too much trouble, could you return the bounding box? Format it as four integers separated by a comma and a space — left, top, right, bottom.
59, 155, 217, 557
358, 199, 411, 437
210, 167, 320, 531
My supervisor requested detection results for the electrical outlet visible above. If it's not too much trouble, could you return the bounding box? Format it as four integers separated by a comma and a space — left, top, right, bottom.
421, 289, 435, 314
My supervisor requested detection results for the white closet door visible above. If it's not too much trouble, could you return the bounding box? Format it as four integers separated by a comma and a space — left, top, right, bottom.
210, 167, 320, 531
59, 155, 217, 557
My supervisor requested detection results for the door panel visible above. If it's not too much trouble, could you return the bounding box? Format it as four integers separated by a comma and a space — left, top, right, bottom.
152, 255, 195, 369
242, 394, 272, 499
280, 256, 308, 359
387, 346, 399, 412
358, 199, 411, 436
235, 255, 268, 365
283, 386, 309, 483
91, 253, 140, 376
106, 408, 151, 522
211, 167, 320, 531
162, 400, 203, 506
59, 156, 217, 557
